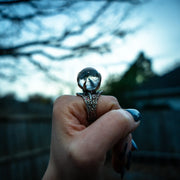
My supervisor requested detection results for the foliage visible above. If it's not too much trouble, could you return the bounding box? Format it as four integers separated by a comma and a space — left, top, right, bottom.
28, 94, 52, 104
103, 52, 157, 107
0, 92, 16, 101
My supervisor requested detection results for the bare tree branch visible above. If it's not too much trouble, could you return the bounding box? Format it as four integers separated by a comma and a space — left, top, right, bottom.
0, 0, 29, 5
0, 0, 146, 85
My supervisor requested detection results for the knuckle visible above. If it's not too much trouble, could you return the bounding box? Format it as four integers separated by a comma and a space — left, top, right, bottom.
53, 95, 75, 108
112, 109, 132, 127
54, 95, 69, 106
107, 96, 121, 109
53, 95, 72, 114
109, 96, 119, 103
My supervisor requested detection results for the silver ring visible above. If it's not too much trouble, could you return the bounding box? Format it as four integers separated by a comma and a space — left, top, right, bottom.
76, 67, 102, 124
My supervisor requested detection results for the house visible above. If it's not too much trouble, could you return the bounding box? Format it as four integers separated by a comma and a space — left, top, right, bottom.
125, 66, 180, 110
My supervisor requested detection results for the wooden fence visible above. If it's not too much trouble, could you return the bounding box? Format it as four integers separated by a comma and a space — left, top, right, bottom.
0, 114, 51, 180
0, 110, 180, 180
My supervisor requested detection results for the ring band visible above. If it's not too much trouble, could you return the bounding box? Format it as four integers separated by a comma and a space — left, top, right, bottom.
77, 91, 102, 124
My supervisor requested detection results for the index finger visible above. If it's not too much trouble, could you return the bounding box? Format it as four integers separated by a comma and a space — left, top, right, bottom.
52, 95, 121, 135
97, 95, 121, 118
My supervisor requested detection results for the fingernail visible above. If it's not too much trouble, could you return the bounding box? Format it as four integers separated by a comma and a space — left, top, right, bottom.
126, 151, 132, 170
131, 139, 138, 151
125, 109, 142, 122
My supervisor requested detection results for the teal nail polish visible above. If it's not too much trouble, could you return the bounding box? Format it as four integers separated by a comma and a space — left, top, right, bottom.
131, 139, 138, 151
126, 109, 142, 122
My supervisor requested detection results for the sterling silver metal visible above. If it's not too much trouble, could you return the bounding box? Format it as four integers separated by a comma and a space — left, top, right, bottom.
77, 67, 102, 124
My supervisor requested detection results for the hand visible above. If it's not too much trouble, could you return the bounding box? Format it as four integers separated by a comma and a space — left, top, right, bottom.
43, 95, 140, 180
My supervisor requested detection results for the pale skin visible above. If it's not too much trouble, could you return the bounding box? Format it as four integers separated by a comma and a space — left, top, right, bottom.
43, 95, 140, 180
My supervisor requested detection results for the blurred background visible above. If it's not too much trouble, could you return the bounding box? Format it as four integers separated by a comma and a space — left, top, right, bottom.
0, 0, 179, 179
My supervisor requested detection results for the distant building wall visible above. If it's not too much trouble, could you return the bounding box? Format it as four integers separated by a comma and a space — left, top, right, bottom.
125, 87, 180, 110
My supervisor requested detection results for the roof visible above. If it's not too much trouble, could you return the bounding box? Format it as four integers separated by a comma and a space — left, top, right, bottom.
137, 66, 180, 90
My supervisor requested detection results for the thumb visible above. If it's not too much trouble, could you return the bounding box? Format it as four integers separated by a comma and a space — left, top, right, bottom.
80, 109, 140, 156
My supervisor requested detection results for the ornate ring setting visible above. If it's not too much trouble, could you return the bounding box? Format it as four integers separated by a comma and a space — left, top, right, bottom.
77, 67, 102, 124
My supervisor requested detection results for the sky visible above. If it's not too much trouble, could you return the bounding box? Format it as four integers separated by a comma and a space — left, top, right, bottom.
0, 0, 180, 100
